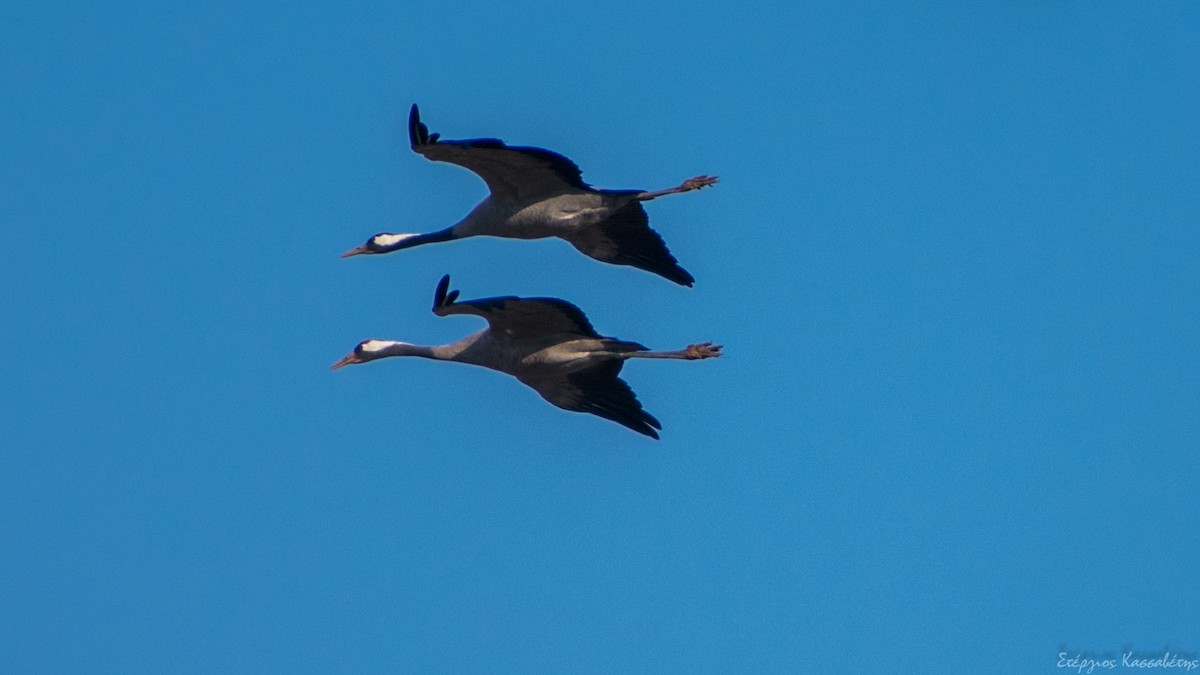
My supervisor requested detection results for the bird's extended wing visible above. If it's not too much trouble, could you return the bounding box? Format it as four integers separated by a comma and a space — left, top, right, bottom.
409, 104, 589, 201
431, 275, 601, 340
524, 360, 662, 439
561, 201, 695, 287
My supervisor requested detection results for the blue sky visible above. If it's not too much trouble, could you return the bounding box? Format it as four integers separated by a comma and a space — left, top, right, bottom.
2, 1, 1198, 672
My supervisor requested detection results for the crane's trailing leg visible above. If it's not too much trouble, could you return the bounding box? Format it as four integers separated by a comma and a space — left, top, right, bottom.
633, 175, 719, 202
627, 342, 723, 360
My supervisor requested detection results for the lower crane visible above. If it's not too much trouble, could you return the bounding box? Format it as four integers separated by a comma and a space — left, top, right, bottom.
331, 275, 722, 438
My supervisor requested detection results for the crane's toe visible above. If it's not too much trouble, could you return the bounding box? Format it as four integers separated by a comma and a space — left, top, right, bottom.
681, 175, 719, 191
684, 342, 723, 359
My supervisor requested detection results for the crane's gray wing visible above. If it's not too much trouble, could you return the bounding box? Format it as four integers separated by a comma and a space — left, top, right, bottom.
431, 275, 601, 340
409, 104, 588, 201
524, 360, 662, 439
561, 201, 695, 287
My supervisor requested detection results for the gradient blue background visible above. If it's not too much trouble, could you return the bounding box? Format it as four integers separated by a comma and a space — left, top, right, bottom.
3, 2, 1198, 672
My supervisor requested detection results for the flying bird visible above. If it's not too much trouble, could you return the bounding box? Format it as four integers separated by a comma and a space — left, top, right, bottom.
340, 104, 718, 287
331, 275, 722, 438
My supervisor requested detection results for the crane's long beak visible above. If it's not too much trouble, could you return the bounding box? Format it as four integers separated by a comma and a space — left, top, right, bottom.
330, 353, 363, 370
340, 245, 370, 258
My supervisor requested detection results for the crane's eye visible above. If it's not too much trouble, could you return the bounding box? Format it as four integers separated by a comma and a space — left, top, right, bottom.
354, 342, 366, 354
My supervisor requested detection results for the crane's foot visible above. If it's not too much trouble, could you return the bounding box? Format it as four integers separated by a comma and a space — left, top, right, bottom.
684, 342, 723, 359
634, 175, 718, 201
680, 175, 719, 191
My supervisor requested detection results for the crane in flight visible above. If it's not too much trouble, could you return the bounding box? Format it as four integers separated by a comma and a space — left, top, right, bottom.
341, 105, 717, 287
331, 275, 722, 438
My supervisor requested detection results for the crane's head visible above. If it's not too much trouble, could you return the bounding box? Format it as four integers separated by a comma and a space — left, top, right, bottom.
330, 339, 397, 370
341, 233, 421, 258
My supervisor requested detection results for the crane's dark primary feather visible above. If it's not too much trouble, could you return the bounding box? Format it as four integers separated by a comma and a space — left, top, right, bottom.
408, 104, 588, 194
468, 297, 602, 339
409, 104, 439, 147
426, 140, 588, 191
432, 274, 452, 311
432, 275, 603, 339
432, 274, 464, 309
565, 201, 695, 287
563, 361, 662, 439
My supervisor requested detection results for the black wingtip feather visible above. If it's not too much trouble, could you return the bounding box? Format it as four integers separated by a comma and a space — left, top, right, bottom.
584, 402, 660, 439
409, 103, 434, 148
571, 202, 696, 286
564, 365, 663, 439
661, 266, 695, 287
433, 274, 451, 311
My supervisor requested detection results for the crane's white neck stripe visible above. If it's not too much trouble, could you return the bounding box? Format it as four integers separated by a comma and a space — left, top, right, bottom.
373, 233, 419, 248
361, 339, 399, 353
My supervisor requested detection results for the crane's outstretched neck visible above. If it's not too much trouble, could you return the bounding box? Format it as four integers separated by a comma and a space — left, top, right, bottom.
342, 228, 459, 258
368, 340, 440, 359
331, 339, 468, 370
372, 227, 458, 253
371, 339, 486, 362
